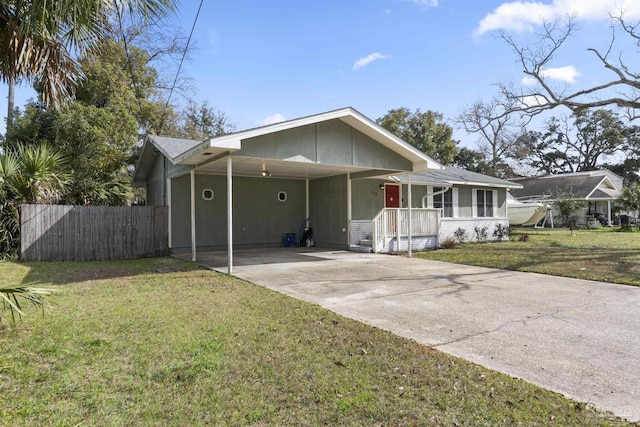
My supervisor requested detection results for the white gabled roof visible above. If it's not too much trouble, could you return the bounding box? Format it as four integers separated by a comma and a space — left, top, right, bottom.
172, 107, 443, 172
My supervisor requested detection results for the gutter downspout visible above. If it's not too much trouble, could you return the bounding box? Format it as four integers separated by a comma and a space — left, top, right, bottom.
421, 186, 452, 209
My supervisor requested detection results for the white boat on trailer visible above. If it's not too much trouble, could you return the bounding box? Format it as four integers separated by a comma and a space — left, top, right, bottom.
507, 194, 550, 226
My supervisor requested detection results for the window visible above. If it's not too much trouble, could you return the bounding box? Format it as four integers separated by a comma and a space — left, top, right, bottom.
433, 187, 453, 217
202, 189, 214, 200
475, 189, 494, 217
277, 191, 287, 202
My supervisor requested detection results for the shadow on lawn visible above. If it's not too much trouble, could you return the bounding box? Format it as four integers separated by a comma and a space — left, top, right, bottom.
18, 256, 197, 286
485, 246, 640, 285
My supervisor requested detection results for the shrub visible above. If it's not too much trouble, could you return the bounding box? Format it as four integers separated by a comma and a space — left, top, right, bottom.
453, 227, 468, 243
440, 237, 457, 249
518, 234, 529, 242
493, 224, 510, 241
474, 226, 488, 242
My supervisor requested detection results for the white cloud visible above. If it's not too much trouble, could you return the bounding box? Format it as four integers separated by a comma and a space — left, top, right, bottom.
521, 94, 549, 107
353, 52, 388, 71
540, 65, 580, 83
475, 0, 640, 35
521, 65, 580, 85
260, 113, 286, 126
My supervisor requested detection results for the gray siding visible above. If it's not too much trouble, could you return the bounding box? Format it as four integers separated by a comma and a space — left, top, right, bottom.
238, 119, 412, 171
171, 174, 306, 251
146, 154, 166, 206
351, 179, 385, 220
309, 174, 348, 248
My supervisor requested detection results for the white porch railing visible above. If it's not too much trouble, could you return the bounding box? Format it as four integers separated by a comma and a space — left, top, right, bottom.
371, 208, 439, 253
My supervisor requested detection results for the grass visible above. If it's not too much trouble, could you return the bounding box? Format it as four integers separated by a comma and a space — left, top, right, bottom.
417, 228, 640, 287
0, 257, 633, 426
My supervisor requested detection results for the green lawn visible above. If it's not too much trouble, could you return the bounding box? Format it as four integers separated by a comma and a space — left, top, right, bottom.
418, 228, 640, 286
0, 257, 632, 426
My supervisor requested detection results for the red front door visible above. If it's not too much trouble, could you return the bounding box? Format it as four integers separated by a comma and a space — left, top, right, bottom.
385, 184, 400, 208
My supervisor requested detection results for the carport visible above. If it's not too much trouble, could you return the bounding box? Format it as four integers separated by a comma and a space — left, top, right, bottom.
134, 108, 442, 273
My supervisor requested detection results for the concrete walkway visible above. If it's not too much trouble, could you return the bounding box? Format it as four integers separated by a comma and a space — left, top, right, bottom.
190, 249, 640, 421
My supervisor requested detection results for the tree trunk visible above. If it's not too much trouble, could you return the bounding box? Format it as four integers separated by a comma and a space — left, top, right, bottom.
6, 78, 15, 139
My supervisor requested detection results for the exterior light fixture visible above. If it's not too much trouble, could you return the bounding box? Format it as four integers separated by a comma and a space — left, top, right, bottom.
261, 170, 271, 177
379, 184, 385, 190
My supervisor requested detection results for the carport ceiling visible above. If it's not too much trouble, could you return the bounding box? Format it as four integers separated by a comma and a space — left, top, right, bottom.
196, 156, 391, 180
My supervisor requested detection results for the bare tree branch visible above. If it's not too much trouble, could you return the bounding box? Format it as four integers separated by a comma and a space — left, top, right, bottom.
496, 13, 640, 120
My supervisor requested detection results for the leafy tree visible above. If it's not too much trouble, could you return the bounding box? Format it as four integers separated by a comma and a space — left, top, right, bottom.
179, 100, 235, 140
456, 98, 525, 177
603, 159, 640, 186
496, 14, 640, 119
620, 183, 640, 228
553, 190, 586, 227
377, 108, 459, 165
520, 110, 633, 174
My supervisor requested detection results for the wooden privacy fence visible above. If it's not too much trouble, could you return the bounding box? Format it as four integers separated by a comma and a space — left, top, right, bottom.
21, 204, 168, 262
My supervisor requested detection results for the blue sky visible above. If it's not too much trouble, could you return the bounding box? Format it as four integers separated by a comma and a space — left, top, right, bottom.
2, 0, 639, 147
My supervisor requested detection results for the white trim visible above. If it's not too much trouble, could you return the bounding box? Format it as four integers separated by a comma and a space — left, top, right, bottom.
472, 189, 478, 218
202, 188, 214, 200
452, 188, 459, 218
190, 170, 196, 262
492, 190, 498, 218
347, 173, 352, 246
227, 157, 233, 274
167, 177, 172, 249
305, 178, 309, 222
408, 174, 413, 257
174, 107, 442, 170
585, 176, 616, 199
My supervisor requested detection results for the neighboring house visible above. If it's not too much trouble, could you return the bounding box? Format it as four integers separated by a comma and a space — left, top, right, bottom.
510, 169, 623, 226
389, 168, 522, 244
134, 107, 447, 272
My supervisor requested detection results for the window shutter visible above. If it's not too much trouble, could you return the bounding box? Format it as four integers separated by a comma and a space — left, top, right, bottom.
492, 190, 498, 217
427, 186, 433, 208
472, 189, 477, 218
452, 187, 459, 218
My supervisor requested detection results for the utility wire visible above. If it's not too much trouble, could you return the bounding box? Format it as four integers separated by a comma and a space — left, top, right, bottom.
159, 0, 205, 131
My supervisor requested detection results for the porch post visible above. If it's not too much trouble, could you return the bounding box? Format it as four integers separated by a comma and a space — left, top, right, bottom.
305, 178, 309, 221
607, 200, 612, 226
347, 173, 352, 246
167, 177, 172, 249
408, 174, 412, 257
190, 170, 196, 262
227, 156, 233, 274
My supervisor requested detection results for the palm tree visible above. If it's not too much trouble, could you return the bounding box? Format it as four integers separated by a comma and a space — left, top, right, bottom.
0, 144, 69, 258
1, 0, 177, 126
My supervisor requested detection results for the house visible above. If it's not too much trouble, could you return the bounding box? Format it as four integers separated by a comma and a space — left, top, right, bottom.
509, 169, 623, 226
388, 168, 523, 244
133, 107, 524, 272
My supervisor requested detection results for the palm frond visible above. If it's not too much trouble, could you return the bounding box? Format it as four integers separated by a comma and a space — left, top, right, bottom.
0, 284, 54, 329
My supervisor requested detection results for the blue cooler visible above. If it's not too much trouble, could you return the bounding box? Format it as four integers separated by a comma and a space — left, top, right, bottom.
283, 233, 298, 247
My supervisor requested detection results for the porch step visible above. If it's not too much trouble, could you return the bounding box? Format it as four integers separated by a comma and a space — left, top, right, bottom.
349, 244, 373, 253
359, 239, 373, 247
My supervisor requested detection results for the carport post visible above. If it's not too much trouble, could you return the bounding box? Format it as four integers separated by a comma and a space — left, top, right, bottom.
167, 177, 172, 249
190, 170, 196, 262
408, 173, 412, 257
227, 156, 233, 274
347, 173, 352, 245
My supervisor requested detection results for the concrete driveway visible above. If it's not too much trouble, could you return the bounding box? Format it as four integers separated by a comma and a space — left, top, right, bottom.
193, 248, 640, 421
